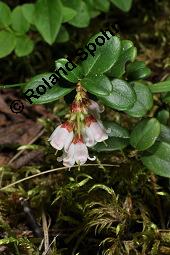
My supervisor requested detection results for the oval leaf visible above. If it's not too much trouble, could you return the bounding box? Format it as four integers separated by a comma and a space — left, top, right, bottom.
157, 110, 169, 125
126, 61, 151, 81
15, 35, 34, 57
34, 0, 63, 44
130, 118, 161, 151
141, 142, 170, 178
21, 3, 35, 24
65, 0, 90, 28
55, 58, 83, 83
93, 137, 129, 152
11, 6, 30, 33
99, 79, 136, 111
81, 75, 112, 96
0, 30, 16, 58
158, 124, 170, 144
126, 82, 153, 117
0, 2, 11, 27
62, 6, 77, 22
103, 121, 129, 138
81, 33, 121, 76
23, 73, 73, 104
108, 40, 137, 78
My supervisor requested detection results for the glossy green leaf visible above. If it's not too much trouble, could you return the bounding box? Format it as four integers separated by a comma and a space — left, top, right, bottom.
56, 26, 69, 43
34, 0, 63, 44
81, 33, 121, 76
0, 30, 16, 58
62, 6, 77, 22
21, 3, 35, 24
11, 6, 30, 33
103, 121, 129, 138
130, 118, 161, 151
157, 110, 169, 125
55, 58, 83, 83
126, 61, 151, 81
93, 137, 128, 152
149, 80, 170, 93
15, 35, 34, 57
0, 2, 11, 27
141, 142, 170, 178
125, 82, 153, 117
64, 0, 90, 28
81, 75, 112, 96
110, 0, 133, 12
99, 79, 136, 111
23, 73, 73, 104
108, 40, 136, 78
158, 124, 170, 144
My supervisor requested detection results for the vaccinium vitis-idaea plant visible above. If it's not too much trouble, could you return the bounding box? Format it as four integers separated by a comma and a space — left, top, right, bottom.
4, 31, 170, 177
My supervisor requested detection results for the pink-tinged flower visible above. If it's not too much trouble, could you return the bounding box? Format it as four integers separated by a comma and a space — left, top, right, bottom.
59, 136, 95, 167
87, 100, 104, 119
49, 121, 74, 151
83, 115, 108, 147
71, 102, 82, 113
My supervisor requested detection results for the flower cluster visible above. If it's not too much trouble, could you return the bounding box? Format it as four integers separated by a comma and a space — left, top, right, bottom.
48, 84, 109, 167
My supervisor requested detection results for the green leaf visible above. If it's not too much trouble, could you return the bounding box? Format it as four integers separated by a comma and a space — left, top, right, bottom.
0, 30, 16, 58
125, 82, 153, 117
85, 0, 100, 18
157, 110, 169, 125
56, 26, 69, 43
21, 3, 35, 24
103, 121, 129, 138
55, 58, 83, 83
81, 33, 121, 76
141, 142, 170, 178
93, 0, 110, 12
0, 2, 11, 27
158, 124, 170, 144
149, 80, 170, 93
99, 79, 136, 111
110, 0, 133, 12
130, 118, 161, 151
93, 136, 128, 152
64, 0, 90, 28
81, 75, 112, 96
15, 35, 34, 57
126, 61, 151, 81
108, 40, 137, 78
62, 6, 77, 22
34, 0, 63, 44
23, 73, 73, 104
11, 6, 30, 33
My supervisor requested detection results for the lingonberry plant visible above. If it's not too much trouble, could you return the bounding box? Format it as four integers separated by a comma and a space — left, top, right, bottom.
5, 32, 170, 177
